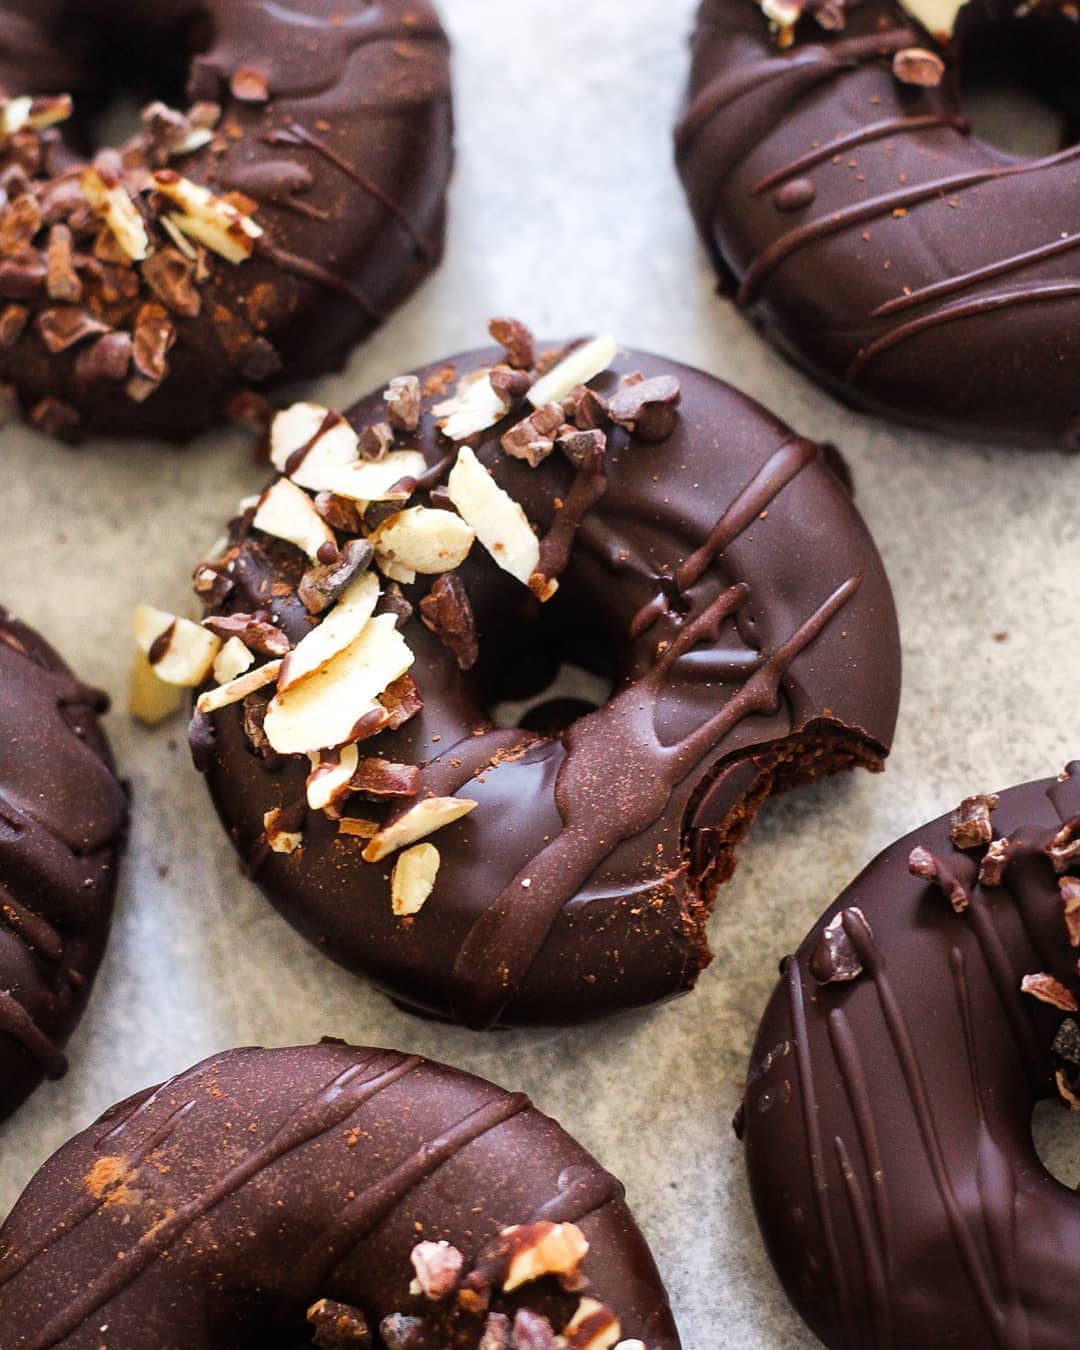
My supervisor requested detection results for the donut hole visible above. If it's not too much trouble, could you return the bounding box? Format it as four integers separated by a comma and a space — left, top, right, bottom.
1032, 1096, 1080, 1189
488, 628, 616, 735
957, 10, 1080, 157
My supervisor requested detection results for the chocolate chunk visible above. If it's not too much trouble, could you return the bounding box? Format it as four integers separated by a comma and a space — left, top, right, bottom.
607, 374, 682, 442
192, 563, 235, 607
419, 573, 479, 670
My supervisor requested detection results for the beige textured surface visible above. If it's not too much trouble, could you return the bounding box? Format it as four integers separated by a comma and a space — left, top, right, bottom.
1, 2, 1079, 1346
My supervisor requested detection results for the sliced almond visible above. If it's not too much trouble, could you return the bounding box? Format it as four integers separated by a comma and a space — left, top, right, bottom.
81, 167, 149, 263
338, 816, 378, 839
264, 612, 413, 755
562, 1298, 621, 1350
362, 795, 477, 863
270, 404, 426, 503
306, 743, 360, 812
370, 506, 475, 576
897, 0, 969, 40
446, 445, 538, 586
434, 369, 508, 440
270, 403, 354, 475
133, 604, 221, 686
152, 171, 262, 264
390, 842, 440, 916
0, 97, 32, 141
526, 335, 617, 410
277, 570, 380, 693
264, 806, 302, 854
129, 648, 184, 725
253, 477, 335, 561
195, 658, 282, 714
213, 635, 255, 684
377, 557, 417, 585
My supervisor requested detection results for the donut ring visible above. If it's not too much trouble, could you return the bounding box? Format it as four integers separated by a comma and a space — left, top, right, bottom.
740, 765, 1080, 1347
179, 333, 900, 1029
0, 0, 452, 441
677, 0, 1080, 447
0, 1042, 681, 1348
0, 608, 127, 1121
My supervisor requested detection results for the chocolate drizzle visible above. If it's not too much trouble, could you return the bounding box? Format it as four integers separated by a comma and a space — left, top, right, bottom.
200, 346, 899, 1027
677, 0, 1080, 446
0, 608, 126, 1118
0, 1044, 681, 1348
743, 769, 1080, 1348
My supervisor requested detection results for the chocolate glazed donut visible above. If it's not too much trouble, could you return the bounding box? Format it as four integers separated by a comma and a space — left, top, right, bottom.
0, 1042, 680, 1348
677, 0, 1080, 447
195, 345, 900, 1029
0, 609, 127, 1121
740, 766, 1080, 1349
0, 0, 451, 440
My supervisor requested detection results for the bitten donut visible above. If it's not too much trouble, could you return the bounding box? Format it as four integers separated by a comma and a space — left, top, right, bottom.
0, 1, 451, 441
677, 0, 1080, 447
0, 608, 127, 1121
0, 1042, 679, 1348
740, 765, 1080, 1348
147, 321, 900, 1029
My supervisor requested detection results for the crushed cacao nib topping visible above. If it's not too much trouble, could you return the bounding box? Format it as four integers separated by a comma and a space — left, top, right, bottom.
501, 403, 563, 468
384, 373, 422, 432
489, 316, 536, 370
420, 572, 479, 670
376, 581, 415, 629
192, 563, 234, 607
607, 374, 681, 442
307, 1297, 372, 1347
314, 490, 364, 535
299, 539, 374, 615
202, 610, 290, 657
351, 758, 423, 800
1061, 875, 1080, 948
410, 1240, 465, 1300
809, 908, 868, 984
557, 426, 607, 469
892, 47, 945, 88
562, 383, 610, 430
908, 844, 972, 912
978, 835, 1018, 887
1045, 817, 1080, 874
490, 366, 533, 405
359, 420, 395, 461
950, 793, 999, 850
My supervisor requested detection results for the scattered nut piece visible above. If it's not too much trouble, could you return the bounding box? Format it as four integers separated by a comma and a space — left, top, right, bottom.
253, 477, 336, 561
196, 658, 282, 714
81, 167, 149, 262
351, 758, 422, 799
378, 672, 423, 730
45, 224, 82, 303
231, 67, 270, 103
134, 605, 222, 686
213, 635, 255, 684
447, 445, 539, 587
892, 46, 946, 86
408, 1237, 463, 1299
142, 247, 201, 317
435, 368, 510, 441
299, 539, 375, 616
501, 1221, 589, 1292
75, 331, 132, 383
264, 613, 414, 755
151, 169, 262, 263
132, 304, 176, 382
362, 795, 477, 863
501, 402, 563, 467
129, 648, 184, 725
391, 843, 442, 916
1045, 820, 1080, 874
950, 793, 999, 850
978, 835, 1013, 887
278, 571, 380, 692
1021, 972, 1078, 1012
203, 611, 290, 658
512, 1309, 556, 1347
561, 1297, 621, 1350
809, 908, 868, 984
761, 0, 803, 44
1055, 1069, 1080, 1112
306, 1296, 371, 1348
383, 374, 421, 431
562, 383, 610, 430
478, 1312, 512, 1350
36, 307, 110, 354
527, 334, 617, 410
306, 743, 360, 813
264, 805, 303, 854
897, 0, 970, 42
370, 505, 475, 576
1062, 876, 1080, 948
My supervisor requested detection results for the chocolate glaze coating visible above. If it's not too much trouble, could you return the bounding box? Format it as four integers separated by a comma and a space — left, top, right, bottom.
0, 1042, 681, 1348
0, 0, 452, 440
198, 345, 900, 1028
677, 0, 1080, 448
742, 766, 1080, 1349
0, 609, 126, 1121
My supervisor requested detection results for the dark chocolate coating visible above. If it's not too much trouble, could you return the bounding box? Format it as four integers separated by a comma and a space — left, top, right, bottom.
742, 766, 1080, 1349
0, 0, 452, 440
0, 608, 126, 1121
0, 1042, 681, 1348
677, 0, 1080, 448
199, 345, 901, 1028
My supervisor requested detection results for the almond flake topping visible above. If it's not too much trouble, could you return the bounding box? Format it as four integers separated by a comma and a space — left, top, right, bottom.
82, 167, 150, 263
447, 445, 540, 588
253, 477, 336, 561
196, 659, 282, 715
526, 334, 617, 409
391, 842, 441, 916
363, 796, 477, 863
151, 170, 262, 264
133, 605, 221, 686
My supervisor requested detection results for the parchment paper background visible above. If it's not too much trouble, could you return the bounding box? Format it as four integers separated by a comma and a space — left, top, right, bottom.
1, 2, 1078, 1345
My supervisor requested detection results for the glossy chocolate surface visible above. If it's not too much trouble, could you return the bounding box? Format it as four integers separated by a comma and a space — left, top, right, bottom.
742, 766, 1080, 1349
0, 1042, 681, 1348
198, 345, 901, 1028
0, 608, 126, 1121
0, 0, 452, 439
677, 0, 1080, 447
